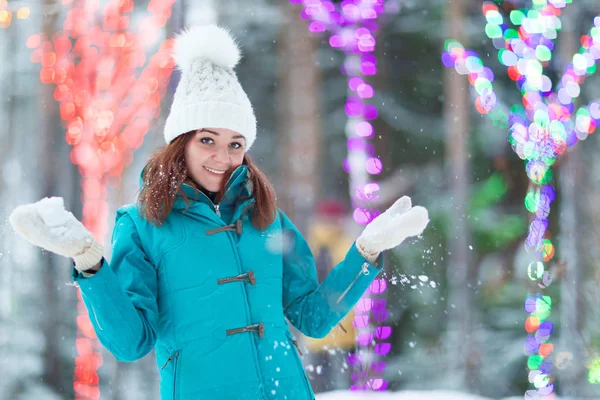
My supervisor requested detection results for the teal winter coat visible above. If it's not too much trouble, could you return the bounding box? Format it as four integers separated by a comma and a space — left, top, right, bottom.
72, 165, 384, 400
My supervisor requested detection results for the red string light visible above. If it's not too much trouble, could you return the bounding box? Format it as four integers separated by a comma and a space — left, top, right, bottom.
28, 1, 175, 398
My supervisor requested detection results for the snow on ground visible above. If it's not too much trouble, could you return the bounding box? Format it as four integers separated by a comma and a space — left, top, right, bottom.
316, 390, 527, 400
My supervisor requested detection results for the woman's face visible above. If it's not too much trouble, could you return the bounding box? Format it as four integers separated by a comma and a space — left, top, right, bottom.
184, 128, 246, 192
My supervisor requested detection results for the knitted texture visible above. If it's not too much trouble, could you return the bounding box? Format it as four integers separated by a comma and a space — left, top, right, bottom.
164, 25, 257, 150
356, 196, 430, 255
9, 197, 104, 272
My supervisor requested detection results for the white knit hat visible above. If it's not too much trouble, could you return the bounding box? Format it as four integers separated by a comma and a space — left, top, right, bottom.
164, 25, 257, 150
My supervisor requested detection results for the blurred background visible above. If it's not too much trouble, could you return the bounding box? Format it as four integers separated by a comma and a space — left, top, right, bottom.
1, 0, 600, 399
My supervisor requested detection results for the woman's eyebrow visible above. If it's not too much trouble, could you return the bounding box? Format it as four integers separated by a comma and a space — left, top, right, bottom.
201, 129, 245, 140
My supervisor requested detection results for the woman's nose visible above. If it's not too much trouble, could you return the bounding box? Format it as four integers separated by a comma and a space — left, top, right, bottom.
213, 146, 230, 163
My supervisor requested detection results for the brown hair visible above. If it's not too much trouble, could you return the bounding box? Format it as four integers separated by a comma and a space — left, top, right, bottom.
137, 132, 277, 230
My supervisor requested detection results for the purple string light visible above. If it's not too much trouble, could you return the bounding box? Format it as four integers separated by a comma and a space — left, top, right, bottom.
289, 0, 396, 391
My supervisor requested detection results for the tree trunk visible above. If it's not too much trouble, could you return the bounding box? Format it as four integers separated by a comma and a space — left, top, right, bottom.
277, 2, 321, 234
39, 0, 65, 395
0, 12, 18, 397
443, 0, 476, 390
557, 5, 585, 397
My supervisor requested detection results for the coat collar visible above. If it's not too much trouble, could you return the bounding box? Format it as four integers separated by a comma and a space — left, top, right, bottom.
139, 164, 253, 223
173, 164, 251, 211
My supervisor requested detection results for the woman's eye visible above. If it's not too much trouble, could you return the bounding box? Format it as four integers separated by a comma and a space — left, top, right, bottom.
200, 137, 213, 144
230, 142, 243, 149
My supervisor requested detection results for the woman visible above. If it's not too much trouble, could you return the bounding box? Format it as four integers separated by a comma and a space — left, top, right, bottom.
9, 25, 429, 399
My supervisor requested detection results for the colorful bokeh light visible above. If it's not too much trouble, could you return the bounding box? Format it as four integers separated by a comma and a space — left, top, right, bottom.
443, 0, 600, 396
291, 0, 391, 392
27, 0, 176, 397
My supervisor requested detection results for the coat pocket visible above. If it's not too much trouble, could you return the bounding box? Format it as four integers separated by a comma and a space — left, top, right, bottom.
284, 332, 313, 398
161, 349, 182, 400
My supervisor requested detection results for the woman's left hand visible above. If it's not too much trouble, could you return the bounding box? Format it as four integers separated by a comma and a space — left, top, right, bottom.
356, 196, 429, 258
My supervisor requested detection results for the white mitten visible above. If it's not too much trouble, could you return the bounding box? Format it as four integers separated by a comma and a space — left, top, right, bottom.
9, 197, 103, 272
356, 196, 429, 261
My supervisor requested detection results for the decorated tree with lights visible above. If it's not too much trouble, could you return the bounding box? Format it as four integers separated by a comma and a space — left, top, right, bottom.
290, 0, 400, 392
442, 0, 600, 398
26, 0, 175, 398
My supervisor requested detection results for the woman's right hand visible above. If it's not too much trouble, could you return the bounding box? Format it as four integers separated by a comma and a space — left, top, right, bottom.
9, 197, 104, 272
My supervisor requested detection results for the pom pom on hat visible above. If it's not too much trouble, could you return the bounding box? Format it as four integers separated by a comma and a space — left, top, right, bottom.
173, 25, 241, 70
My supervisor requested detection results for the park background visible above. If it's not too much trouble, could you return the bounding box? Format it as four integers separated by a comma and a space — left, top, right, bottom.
1, 0, 600, 399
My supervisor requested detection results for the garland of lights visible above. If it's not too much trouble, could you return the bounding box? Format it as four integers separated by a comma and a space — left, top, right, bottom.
27, 0, 175, 398
442, 0, 600, 397
291, 0, 394, 391
0, 1, 30, 28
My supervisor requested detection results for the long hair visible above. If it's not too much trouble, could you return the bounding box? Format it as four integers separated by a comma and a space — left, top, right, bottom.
137, 132, 277, 229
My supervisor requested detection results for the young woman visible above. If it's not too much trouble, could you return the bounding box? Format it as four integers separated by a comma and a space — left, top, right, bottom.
10, 25, 429, 400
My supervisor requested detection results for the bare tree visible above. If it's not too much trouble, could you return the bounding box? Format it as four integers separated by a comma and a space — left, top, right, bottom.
276, 2, 322, 233
443, 0, 477, 391
38, 0, 71, 395
557, 4, 585, 397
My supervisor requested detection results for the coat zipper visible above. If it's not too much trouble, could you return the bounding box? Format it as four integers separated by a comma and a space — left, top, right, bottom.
160, 351, 178, 370
80, 291, 103, 331
193, 165, 243, 218
336, 262, 370, 304
160, 350, 181, 400
185, 166, 254, 223
194, 189, 222, 217
286, 332, 312, 397
291, 338, 303, 356
89, 303, 103, 331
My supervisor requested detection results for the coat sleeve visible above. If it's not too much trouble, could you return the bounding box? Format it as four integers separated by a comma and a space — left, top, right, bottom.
71, 209, 158, 362
279, 210, 384, 339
